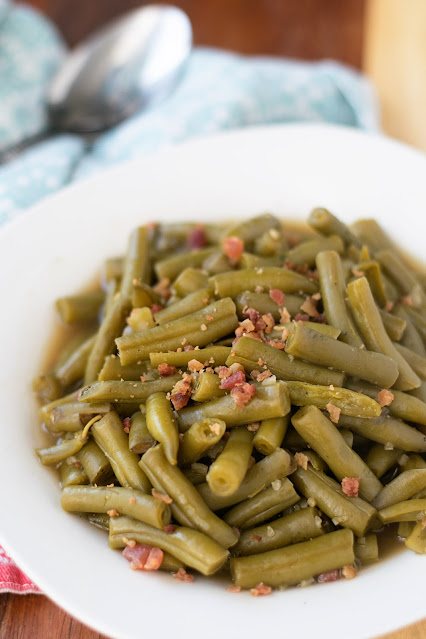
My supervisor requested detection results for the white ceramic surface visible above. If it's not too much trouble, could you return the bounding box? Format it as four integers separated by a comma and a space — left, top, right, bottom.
0, 124, 425, 639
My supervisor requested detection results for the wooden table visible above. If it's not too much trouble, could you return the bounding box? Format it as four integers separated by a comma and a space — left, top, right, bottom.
1, 1, 424, 638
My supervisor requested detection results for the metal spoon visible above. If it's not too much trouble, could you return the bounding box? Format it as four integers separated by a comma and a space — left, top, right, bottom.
0, 4, 192, 161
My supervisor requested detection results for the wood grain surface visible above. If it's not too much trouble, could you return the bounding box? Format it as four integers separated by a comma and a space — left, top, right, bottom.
1, 1, 424, 638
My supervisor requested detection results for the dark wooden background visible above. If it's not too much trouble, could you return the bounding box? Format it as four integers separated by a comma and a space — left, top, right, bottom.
1, 1, 392, 638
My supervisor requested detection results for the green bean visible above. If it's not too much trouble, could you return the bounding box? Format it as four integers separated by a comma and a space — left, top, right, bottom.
240, 253, 282, 270
403, 306, 426, 345
398, 521, 415, 538
116, 298, 238, 365
228, 335, 345, 387
91, 411, 151, 492
84, 294, 131, 384
60, 459, 89, 487
153, 288, 214, 324
145, 392, 179, 466
178, 381, 290, 432
393, 305, 426, 355
44, 402, 111, 433
292, 406, 383, 501
347, 277, 420, 391
393, 343, 426, 380
404, 521, 426, 553
149, 346, 231, 370
409, 381, 426, 404
191, 372, 226, 402
378, 309, 406, 342
399, 454, 426, 471
202, 251, 232, 275
241, 502, 295, 530
280, 322, 341, 340
209, 267, 318, 299
235, 291, 305, 322
230, 528, 355, 589
225, 213, 281, 249
120, 226, 150, 299
172, 268, 209, 297
178, 418, 226, 465
350, 219, 393, 253
355, 534, 379, 564
53, 333, 97, 390
372, 469, 426, 510
254, 226, 288, 256
286, 234, 344, 267
102, 256, 123, 284
36, 433, 86, 465
197, 448, 294, 511
61, 485, 170, 528
378, 499, 426, 524
39, 389, 82, 420
285, 324, 397, 388
365, 444, 402, 479
182, 463, 209, 485
128, 411, 155, 454
76, 439, 113, 485
32, 374, 63, 404
309, 208, 362, 247
78, 375, 181, 404
353, 260, 388, 308
287, 381, 382, 418
98, 355, 152, 381
87, 513, 110, 531
56, 292, 104, 324
207, 427, 254, 497
253, 415, 289, 455
376, 250, 425, 307
291, 466, 377, 537
223, 478, 299, 528
132, 282, 161, 309
301, 449, 329, 472
109, 516, 229, 575
155, 248, 216, 282
337, 414, 426, 453
140, 445, 238, 548
233, 507, 324, 556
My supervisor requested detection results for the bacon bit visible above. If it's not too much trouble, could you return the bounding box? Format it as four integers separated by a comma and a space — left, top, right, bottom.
231, 383, 256, 407
164, 524, 177, 534
326, 402, 341, 424
317, 570, 340, 583
217, 365, 232, 379
140, 375, 146, 382
267, 290, 285, 309
106, 483, 114, 488
342, 565, 357, 580
250, 534, 262, 542
187, 225, 207, 249
184, 344, 195, 352
122, 418, 131, 435
312, 292, 322, 301
295, 452, 309, 471
107, 509, 119, 518
123, 544, 163, 571
294, 313, 310, 322
256, 369, 272, 382
262, 313, 275, 334
220, 370, 246, 390
329, 385, 335, 391
255, 285, 265, 293
352, 268, 365, 278
127, 496, 136, 505
247, 422, 260, 432
152, 489, 173, 504
279, 307, 291, 324
151, 304, 164, 315
341, 477, 360, 498
229, 362, 245, 375
200, 324, 207, 331
250, 369, 261, 380
223, 236, 244, 264
173, 568, 194, 583
124, 538, 136, 548
377, 389, 394, 407
170, 373, 192, 410
209, 422, 223, 436
250, 583, 272, 597
400, 296, 414, 306
268, 339, 286, 350
158, 363, 177, 377
202, 297, 209, 305
300, 297, 319, 318
384, 300, 394, 312
188, 358, 204, 372
227, 585, 242, 593
153, 277, 171, 300
244, 332, 263, 342
421, 515, 426, 528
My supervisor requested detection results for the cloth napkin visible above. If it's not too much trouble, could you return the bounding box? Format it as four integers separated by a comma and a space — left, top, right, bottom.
0, 2, 379, 594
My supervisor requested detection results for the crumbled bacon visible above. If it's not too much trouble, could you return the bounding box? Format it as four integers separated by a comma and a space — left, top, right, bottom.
250, 534, 262, 541
209, 422, 223, 436
294, 313, 310, 322
244, 307, 261, 324
151, 304, 164, 315
294, 452, 309, 470
231, 383, 256, 407
352, 268, 365, 278
153, 277, 171, 300
152, 489, 173, 504
250, 583, 272, 597
300, 296, 319, 318
122, 417, 131, 434
247, 422, 260, 432
243, 332, 263, 342
184, 344, 195, 352
256, 370, 272, 382
223, 236, 244, 264
158, 363, 177, 377
384, 300, 394, 312
400, 296, 414, 306
279, 307, 291, 324
326, 402, 341, 424
341, 477, 360, 498
123, 544, 163, 571
267, 339, 286, 350
187, 225, 207, 249
164, 524, 176, 534
173, 568, 194, 582
107, 509, 119, 518
269, 289, 285, 306
262, 313, 275, 334
227, 585, 242, 593
217, 365, 232, 379
188, 359, 204, 373
377, 389, 394, 407
220, 370, 246, 390
342, 565, 357, 580
170, 373, 192, 410
317, 570, 340, 583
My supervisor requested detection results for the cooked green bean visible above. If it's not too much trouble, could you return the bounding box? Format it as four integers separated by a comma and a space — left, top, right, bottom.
347, 277, 420, 391
91, 411, 151, 492
354, 260, 388, 308
285, 234, 344, 267
399, 454, 426, 471
225, 213, 281, 248
224, 478, 299, 528
372, 469, 426, 510
128, 411, 155, 454
33, 373, 63, 404
350, 219, 393, 253
393, 304, 426, 355
109, 516, 229, 575
337, 414, 426, 453
154, 288, 214, 324
61, 485, 170, 528
36, 433, 86, 465
149, 346, 231, 370
365, 444, 402, 479
42, 401, 111, 433
209, 266, 318, 299
410, 382, 426, 404
378, 499, 426, 524
285, 323, 398, 388
376, 250, 425, 307
253, 415, 289, 455
87, 513, 110, 531
254, 225, 288, 256
287, 382, 382, 419
230, 528, 355, 589
145, 392, 179, 466
116, 298, 238, 365
202, 251, 233, 275
191, 372, 226, 402
292, 406, 383, 501
103, 256, 123, 283
172, 268, 209, 297
309, 208, 362, 247
316, 250, 364, 347
56, 292, 104, 324
178, 381, 290, 432
280, 322, 341, 340
54, 333, 97, 389
207, 427, 254, 497
60, 459, 89, 487
355, 534, 378, 564
378, 309, 406, 342
155, 247, 216, 282
78, 375, 181, 404
76, 439, 113, 485
120, 226, 150, 299
182, 463, 209, 486
98, 355, 153, 381
393, 342, 426, 380
398, 521, 415, 538
404, 521, 426, 554
291, 465, 377, 537
235, 291, 305, 321
178, 418, 226, 465
141, 445, 238, 548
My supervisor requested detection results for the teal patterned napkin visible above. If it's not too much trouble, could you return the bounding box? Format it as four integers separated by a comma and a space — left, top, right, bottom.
0, 2, 379, 225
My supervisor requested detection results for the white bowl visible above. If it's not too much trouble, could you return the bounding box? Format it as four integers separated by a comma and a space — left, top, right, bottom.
0, 124, 425, 639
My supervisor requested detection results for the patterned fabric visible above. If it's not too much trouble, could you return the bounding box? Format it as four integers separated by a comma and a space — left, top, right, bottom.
0, 546, 40, 594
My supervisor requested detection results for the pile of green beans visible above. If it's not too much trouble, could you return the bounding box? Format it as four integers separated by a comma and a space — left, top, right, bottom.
34, 209, 426, 593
